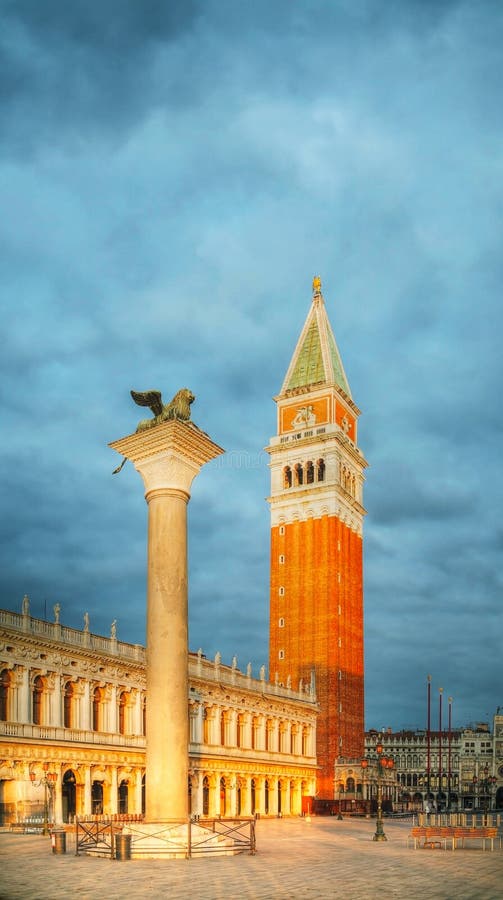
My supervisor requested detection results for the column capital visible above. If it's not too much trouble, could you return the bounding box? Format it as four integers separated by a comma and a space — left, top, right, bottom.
109, 420, 224, 497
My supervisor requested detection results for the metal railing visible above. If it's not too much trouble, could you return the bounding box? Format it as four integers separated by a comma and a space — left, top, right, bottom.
0, 721, 145, 748
189, 817, 256, 857
75, 818, 119, 858
75, 816, 256, 859
418, 811, 501, 827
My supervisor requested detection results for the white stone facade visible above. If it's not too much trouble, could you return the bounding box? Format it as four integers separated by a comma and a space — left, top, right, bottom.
0, 607, 317, 825
365, 725, 501, 811
330, 724, 502, 815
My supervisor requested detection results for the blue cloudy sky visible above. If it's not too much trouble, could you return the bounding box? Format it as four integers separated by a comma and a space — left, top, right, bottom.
2, 0, 502, 732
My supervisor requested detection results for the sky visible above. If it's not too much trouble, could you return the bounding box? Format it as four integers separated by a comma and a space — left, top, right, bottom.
1, 0, 502, 733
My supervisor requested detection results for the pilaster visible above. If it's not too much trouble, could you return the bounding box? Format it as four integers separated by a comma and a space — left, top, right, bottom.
110, 767, 118, 815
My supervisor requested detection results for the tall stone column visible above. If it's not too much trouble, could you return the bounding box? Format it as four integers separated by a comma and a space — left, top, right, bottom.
110, 419, 223, 822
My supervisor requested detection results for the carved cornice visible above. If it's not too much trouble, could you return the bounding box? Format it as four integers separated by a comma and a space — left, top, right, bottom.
109, 420, 224, 471
0, 628, 145, 687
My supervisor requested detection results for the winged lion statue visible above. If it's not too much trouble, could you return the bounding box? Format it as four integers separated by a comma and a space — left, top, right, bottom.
130, 387, 195, 431
112, 388, 195, 473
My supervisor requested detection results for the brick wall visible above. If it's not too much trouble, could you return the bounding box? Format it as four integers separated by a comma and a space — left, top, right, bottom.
269, 515, 364, 799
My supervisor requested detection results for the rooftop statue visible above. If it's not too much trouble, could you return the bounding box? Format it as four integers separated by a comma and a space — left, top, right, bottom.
131, 388, 195, 432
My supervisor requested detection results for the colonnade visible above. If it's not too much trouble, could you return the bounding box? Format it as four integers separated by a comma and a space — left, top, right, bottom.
1, 665, 144, 735
191, 771, 310, 818
19, 764, 312, 823
189, 701, 314, 757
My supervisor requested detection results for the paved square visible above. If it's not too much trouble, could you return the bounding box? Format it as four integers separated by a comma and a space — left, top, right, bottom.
0, 817, 501, 899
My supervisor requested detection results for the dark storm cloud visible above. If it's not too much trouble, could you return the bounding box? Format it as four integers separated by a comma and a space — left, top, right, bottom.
1, 0, 202, 153
1, 0, 502, 731
369, 461, 473, 526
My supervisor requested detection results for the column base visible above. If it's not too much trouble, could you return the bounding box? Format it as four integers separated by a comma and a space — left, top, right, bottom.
121, 822, 236, 859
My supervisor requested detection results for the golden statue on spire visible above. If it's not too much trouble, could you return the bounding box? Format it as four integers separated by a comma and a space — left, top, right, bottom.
312, 275, 322, 294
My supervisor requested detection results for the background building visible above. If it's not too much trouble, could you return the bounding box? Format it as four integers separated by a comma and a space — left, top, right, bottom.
0, 603, 317, 825
267, 279, 366, 798
330, 724, 502, 815
370, 724, 501, 811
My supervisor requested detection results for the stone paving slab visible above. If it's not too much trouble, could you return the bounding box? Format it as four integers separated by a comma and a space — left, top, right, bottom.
0, 817, 502, 900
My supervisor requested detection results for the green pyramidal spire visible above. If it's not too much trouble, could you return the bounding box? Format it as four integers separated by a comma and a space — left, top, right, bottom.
281, 277, 351, 397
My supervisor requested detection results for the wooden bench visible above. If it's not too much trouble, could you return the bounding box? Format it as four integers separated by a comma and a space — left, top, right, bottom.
408, 827, 451, 850
453, 827, 500, 851
408, 825, 500, 851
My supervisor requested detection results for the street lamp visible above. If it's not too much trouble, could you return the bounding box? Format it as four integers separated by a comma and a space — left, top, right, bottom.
473, 767, 497, 824
361, 740, 395, 842
30, 763, 57, 835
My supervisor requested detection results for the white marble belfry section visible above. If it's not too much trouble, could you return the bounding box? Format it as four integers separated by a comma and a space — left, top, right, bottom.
110, 420, 224, 821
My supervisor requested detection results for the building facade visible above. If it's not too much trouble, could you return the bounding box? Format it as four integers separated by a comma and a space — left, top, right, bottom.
332, 724, 503, 813
372, 724, 501, 811
0, 602, 317, 826
267, 278, 366, 798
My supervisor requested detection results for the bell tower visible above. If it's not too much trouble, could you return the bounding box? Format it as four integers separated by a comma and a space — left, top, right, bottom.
266, 277, 367, 798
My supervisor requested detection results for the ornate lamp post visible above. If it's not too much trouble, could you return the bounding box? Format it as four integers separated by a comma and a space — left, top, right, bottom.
361, 739, 395, 842
30, 763, 57, 835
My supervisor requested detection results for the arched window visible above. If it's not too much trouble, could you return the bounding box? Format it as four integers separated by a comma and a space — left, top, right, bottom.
118, 691, 127, 735
92, 687, 102, 732
236, 778, 242, 815
142, 697, 146, 736
0, 669, 12, 722
317, 459, 325, 481
220, 777, 226, 816
306, 461, 314, 484
346, 777, 355, 793
32, 675, 43, 725
236, 712, 245, 748
283, 466, 292, 489
62, 770, 76, 823
294, 463, 303, 486
118, 780, 128, 814
203, 776, 209, 816
64, 681, 73, 728
220, 710, 226, 746
91, 781, 103, 815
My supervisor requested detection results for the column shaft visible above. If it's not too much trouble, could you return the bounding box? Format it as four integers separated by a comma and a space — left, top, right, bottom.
145, 487, 189, 821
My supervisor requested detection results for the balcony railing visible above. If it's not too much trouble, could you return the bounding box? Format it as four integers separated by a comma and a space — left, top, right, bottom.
0, 720, 146, 748
0, 609, 145, 663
